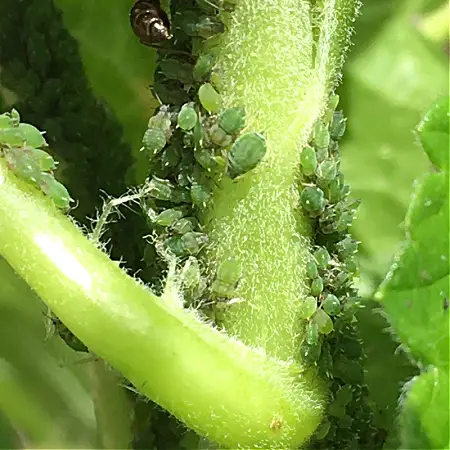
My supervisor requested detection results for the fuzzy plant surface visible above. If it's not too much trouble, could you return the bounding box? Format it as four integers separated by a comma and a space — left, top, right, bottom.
0, 0, 447, 449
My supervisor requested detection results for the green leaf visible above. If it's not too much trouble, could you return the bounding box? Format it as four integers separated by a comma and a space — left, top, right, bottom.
376, 97, 449, 448
399, 368, 449, 450
416, 95, 449, 171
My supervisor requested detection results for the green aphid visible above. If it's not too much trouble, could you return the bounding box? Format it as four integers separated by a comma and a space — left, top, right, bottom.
322, 294, 340, 315
300, 186, 325, 215
160, 145, 181, 170
180, 11, 202, 36
334, 385, 353, 407
336, 236, 358, 258
316, 159, 337, 181
192, 119, 204, 148
314, 420, 331, 440
310, 276, 324, 297
335, 210, 355, 232
193, 54, 216, 82
334, 356, 364, 384
148, 106, 172, 139
313, 308, 334, 334
306, 321, 319, 345
330, 110, 346, 141
3, 147, 42, 183
313, 247, 331, 269
190, 182, 211, 206
0, 113, 12, 129
147, 177, 173, 201
0, 127, 26, 147
196, 16, 225, 39
18, 123, 47, 148
159, 59, 193, 85
345, 259, 358, 274
181, 256, 201, 291
312, 120, 330, 150
177, 170, 191, 187
51, 316, 88, 353
39, 173, 72, 210
306, 258, 318, 279
211, 259, 240, 298
327, 178, 344, 203
219, 107, 246, 135
209, 124, 232, 147
10, 109, 20, 127
198, 83, 222, 113
227, 132, 267, 179
300, 145, 317, 176
194, 147, 217, 172
177, 103, 198, 131
328, 401, 346, 419
154, 208, 184, 227
142, 128, 167, 157
166, 232, 208, 257
300, 340, 322, 364
334, 271, 351, 288
298, 296, 317, 319
27, 148, 56, 172
172, 217, 197, 234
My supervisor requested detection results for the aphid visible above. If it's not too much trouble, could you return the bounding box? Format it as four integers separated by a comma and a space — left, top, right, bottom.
208, 124, 232, 147
130, 0, 171, 47
300, 145, 317, 177
211, 259, 241, 298
313, 247, 331, 269
142, 128, 167, 156
300, 185, 325, 215
313, 309, 334, 334
310, 276, 324, 297
153, 208, 184, 227
50, 315, 89, 353
39, 173, 72, 210
198, 83, 222, 113
219, 107, 246, 135
298, 296, 317, 319
177, 103, 198, 131
322, 294, 341, 315
306, 258, 318, 279
227, 132, 267, 179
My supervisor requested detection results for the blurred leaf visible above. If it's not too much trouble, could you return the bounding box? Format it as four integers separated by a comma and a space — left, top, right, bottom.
54, 0, 159, 183
0, 257, 97, 448
376, 97, 449, 448
340, 10, 448, 289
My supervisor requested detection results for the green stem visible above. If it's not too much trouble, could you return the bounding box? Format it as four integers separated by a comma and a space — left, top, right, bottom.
207, 0, 358, 359
0, 160, 323, 447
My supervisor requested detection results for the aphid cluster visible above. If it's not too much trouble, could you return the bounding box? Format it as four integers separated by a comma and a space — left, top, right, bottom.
133, 0, 266, 309
297, 98, 382, 448
0, 109, 72, 210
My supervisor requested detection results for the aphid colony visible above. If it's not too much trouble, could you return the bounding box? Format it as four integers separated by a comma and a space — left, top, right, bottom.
297, 98, 380, 447
0, 109, 72, 210
131, 0, 266, 310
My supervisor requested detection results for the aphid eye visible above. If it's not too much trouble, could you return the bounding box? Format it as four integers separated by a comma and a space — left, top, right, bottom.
130, 0, 172, 47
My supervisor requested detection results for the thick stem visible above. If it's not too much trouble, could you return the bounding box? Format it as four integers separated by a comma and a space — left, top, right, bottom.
0, 160, 323, 447
207, 1, 328, 359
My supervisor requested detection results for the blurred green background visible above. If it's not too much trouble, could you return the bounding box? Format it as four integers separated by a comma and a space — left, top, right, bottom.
0, 0, 448, 448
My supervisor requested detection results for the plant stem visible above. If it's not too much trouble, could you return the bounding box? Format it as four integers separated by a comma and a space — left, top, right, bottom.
0, 160, 323, 447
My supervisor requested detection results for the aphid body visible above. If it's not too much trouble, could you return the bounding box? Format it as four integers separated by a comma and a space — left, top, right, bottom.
130, 0, 171, 47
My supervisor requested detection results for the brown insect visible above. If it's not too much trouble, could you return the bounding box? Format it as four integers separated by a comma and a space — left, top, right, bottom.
130, 0, 172, 47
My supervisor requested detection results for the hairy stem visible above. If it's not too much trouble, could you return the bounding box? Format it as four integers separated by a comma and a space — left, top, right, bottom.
0, 160, 323, 447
